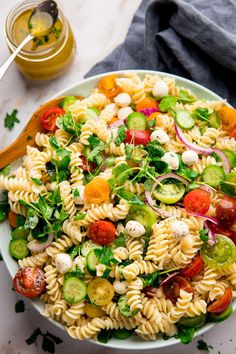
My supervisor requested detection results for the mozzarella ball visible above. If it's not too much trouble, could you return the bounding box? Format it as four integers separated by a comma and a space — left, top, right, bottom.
118, 106, 133, 120
125, 220, 146, 238
55, 253, 72, 274
152, 80, 169, 98
114, 93, 131, 107
113, 280, 128, 295
150, 128, 170, 144
182, 150, 199, 166
96, 264, 107, 277
161, 152, 179, 170
171, 221, 189, 240
180, 235, 194, 251
73, 185, 85, 205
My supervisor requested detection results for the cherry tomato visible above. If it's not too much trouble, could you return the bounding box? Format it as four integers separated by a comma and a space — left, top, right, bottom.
88, 220, 115, 245
181, 255, 204, 278
163, 275, 193, 303
229, 231, 236, 245
40, 107, 65, 132
125, 129, 151, 146
207, 287, 232, 313
84, 303, 106, 318
98, 75, 122, 98
218, 106, 236, 131
80, 156, 96, 172
216, 196, 236, 228
8, 211, 18, 228
210, 223, 233, 238
87, 278, 114, 306
183, 189, 210, 214
136, 97, 157, 111
84, 177, 110, 204
13, 267, 45, 298
229, 126, 236, 139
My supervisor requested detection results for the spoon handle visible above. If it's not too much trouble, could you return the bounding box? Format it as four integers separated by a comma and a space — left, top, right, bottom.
0, 34, 33, 81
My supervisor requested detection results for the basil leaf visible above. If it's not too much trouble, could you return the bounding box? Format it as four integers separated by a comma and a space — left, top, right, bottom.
112, 163, 131, 185
117, 189, 144, 205
178, 89, 196, 103
159, 96, 177, 112
115, 125, 126, 146
31, 177, 43, 186
49, 136, 61, 150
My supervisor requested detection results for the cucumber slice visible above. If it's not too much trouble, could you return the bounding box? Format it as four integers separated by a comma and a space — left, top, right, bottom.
153, 181, 185, 204
9, 239, 29, 259
118, 295, 139, 317
208, 305, 233, 322
202, 165, 225, 187
223, 150, 236, 168
11, 226, 30, 240
126, 112, 147, 131
81, 240, 101, 257
175, 110, 194, 129
60, 96, 77, 111
86, 248, 101, 273
63, 277, 87, 304
178, 314, 206, 328
221, 172, 236, 196
126, 205, 156, 236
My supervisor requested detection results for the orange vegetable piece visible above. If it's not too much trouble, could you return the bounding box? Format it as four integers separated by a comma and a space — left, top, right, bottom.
218, 106, 236, 131
136, 97, 157, 111
147, 112, 160, 121
8, 211, 18, 228
84, 177, 110, 204
98, 75, 122, 99
109, 116, 119, 125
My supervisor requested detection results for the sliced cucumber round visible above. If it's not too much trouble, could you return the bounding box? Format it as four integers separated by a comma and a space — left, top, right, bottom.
126, 112, 147, 131
86, 248, 101, 273
126, 205, 156, 236
60, 96, 77, 111
178, 313, 206, 328
63, 277, 87, 304
9, 239, 29, 259
202, 165, 225, 187
153, 180, 185, 204
221, 172, 236, 196
11, 226, 30, 240
175, 110, 195, 129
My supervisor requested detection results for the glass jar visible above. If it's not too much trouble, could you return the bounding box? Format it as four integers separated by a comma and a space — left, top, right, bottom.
5, 0, 76, 80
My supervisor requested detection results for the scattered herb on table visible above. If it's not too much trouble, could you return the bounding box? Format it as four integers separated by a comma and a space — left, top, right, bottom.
197, 339, 213, 351
15, 300, 25, 313
4, 109, 20, 130
26, 328, 62, 354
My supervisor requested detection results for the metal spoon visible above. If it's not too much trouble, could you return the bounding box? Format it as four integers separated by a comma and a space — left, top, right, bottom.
0, 0, 58, 81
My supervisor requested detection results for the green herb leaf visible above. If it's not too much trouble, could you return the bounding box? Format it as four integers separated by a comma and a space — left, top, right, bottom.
114, 232, 125, 247
178, 159, 199, 180
125, 144, 134, 161
145, 140, 165, 158
97, 247, 118, 266
45, 331, 63, 345
97, 330, 113, 343
115, 125, 126, 146
38, 195, 53, 220
25, 328, 42, 345
87, 135, 106, 162
112, 163, 132, 185
15, 300, 25, 313
73, 188, 80, 197
141, 272, 160, 287
69, 245, 81, 260
74, 212, 86, 221
159, 96, 177, 112
0, 165, 11, 176
64, 266, 84, 279
24, 209, 39, 229
144, 178, 154, 192
31, 177, 43, 186
177, 327, 195, 344
42, 336, 55, 353
49, 136, 61, 150
197, 339, 213, 351
4, 109, 20, 130
117, 189, 144, 205
200, 229, 209, 242
178, 89, 196, 103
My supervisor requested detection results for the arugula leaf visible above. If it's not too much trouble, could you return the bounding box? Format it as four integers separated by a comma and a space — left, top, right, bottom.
4, 109, 20, 130
64, 267, 84, 279
49, 136, 61, 150
112, 163, 132, 185
145, 140, 165, 158
60, 112, 81, 135
74, 212, 86, 221
31, 177, 43, 186
87, 135, 106, 162
24, 209, 39, 229
117, 189, 144, 205
96, 247, 118, 266
115, 125, 126, 146
151, 159, 170, 174
178, 89, 196, 103
38, 195, 53, 220
97, 330, 113, 343
42, 336, 55, 353
125, 144, 134, 160
159, 96, 177, 112
178, 159, 199, 180
186, 183, 200, 192
27, 135, 33, 141
45, 332, 63, 345
177, 327, 195, 344
0, 165, 11, 176
73, 188, 80, 197
197, 340, 213, 351
193, 108, 220, 129
26, 328, 62, 353
15, 300, 25, 313
200, 229, 209, 242
141, 272, 160, 287
26, 328, 42, 345
114, 232, 125, 247
69, 245, 81, 260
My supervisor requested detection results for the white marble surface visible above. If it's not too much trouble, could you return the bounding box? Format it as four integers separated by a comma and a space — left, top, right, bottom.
0, 0, 236, 353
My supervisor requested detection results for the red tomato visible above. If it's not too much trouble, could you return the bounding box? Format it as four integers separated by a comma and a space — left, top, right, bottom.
210, 223, 233, 238
216, 196, 236, 228
181, 255, 204, 278
8, 211, 18, 228
125, 129, 151, 146
80, 156, 96, 172
229, 231, 236, 245
184, 189, 210, 214
88, 220, 116, 245
13, 267, 45, 298
40, 107, 65, 132
162, 275, 193, 303
229, 126, 236, 139
207, 287, 232, 313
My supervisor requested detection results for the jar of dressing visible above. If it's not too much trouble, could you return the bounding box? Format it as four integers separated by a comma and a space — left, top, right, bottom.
5, 0, 76, 80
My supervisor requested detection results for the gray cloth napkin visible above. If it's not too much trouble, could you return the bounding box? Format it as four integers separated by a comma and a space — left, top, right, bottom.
86, 0, 236, 106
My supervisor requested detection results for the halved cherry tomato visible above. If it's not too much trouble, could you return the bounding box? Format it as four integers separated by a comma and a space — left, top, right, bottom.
216, 196, 236, 228
229, 126, 236, 139
184, 189, 210, 214
136, 97, 157, 111
80, 156, 96, 172
8, 211, 18, 228
210, 223, 233, 238
84, 303, 106, 318
207, 287, 232, 313
98, 75, 122, 98
125, 129, 151, 146
218, 106, 236, 131
88, 220, 115, 245
163, 275, 193, 303
40, 107, 65, 132
84, 177, 110, 204
229, 231, 236, 245
181, 255, 204, 278
13, 267, 45, 298
147, 112, 160, 121
87, 278, 114, 306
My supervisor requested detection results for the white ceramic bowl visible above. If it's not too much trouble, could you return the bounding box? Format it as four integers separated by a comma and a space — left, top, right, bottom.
0, 70, 231, 350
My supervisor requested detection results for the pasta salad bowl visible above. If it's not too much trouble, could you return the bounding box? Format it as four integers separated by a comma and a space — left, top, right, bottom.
0, 70, 236, 350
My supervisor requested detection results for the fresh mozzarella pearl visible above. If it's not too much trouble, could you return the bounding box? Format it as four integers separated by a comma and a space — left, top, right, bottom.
150, 128, 170, 144
118, 106, 133, 120
73, 185, 85, 205
96, 264, 107, 277
113, 280, 128, 295
114, 93, 131, 107
55, 253, 72, 274
180, 235, 194, 251
152, 80, 169, 98
182, 150, 199, 166
161, 152, 179, 170
171, 221, 189, 240
125, 220, 146, 238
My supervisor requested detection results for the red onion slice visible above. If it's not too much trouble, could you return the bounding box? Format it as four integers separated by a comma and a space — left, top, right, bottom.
212, 148, 230, 174
152, 173, 190, 189
188, 211, 219, 224
160, 271, 180, 287
145, 192, 172, 218
204, 221, 216, 246
139, 107, 159, 117
199, 183, 215, 194
28, 233, 54, 253
109, 119, 125, 129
